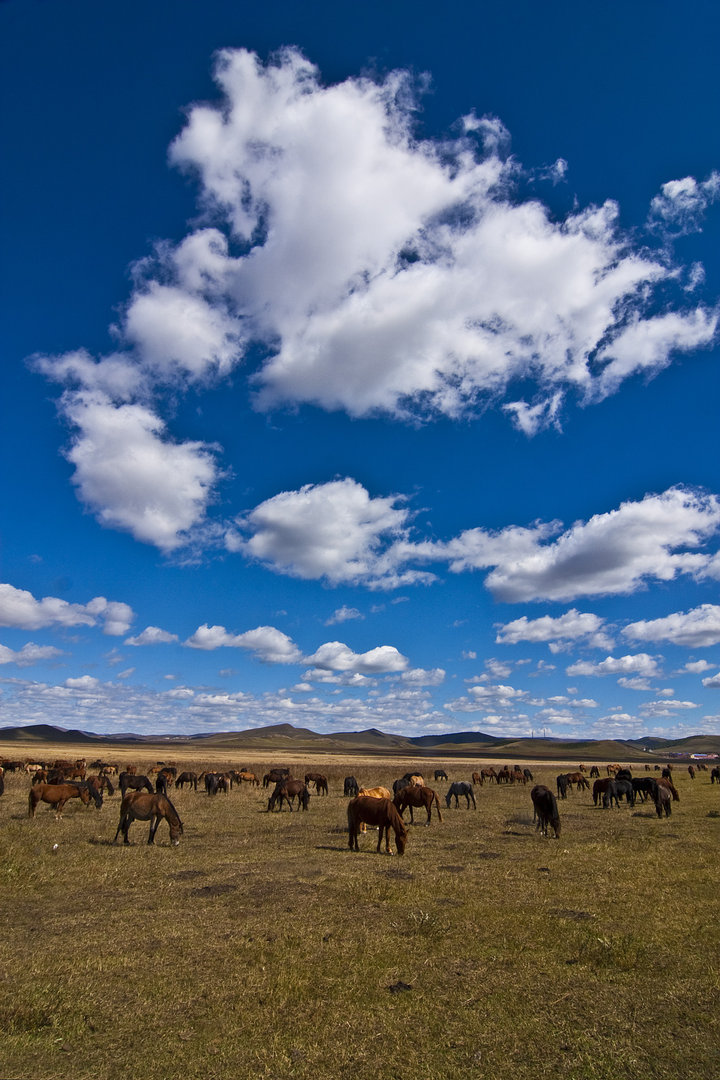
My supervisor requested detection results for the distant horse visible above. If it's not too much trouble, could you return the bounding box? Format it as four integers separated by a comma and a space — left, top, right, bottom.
358, 786, 392, 800
471, 772, 483, 786
344, 776, 359, 797
236, 771, 260, 787
267, 779, 310, 812
556, 774, 569, 800
688, 765, 696, 780
711, 767, 720, 784
175, 771, 198, 791
481, 767, 497, 783
589, 766, 600, 778
393, 785, 443, 825
28, 782, 94, 819
305, 773, 329, 795
119, 772, 154, 798
434, 769, 448, 781
531, 786, 561, 838
113, 791, 183, 846
512, 766, 526, 785
523, 768, 534, 783
565, 772, 590, 791
496, 767, 512, 784
347, 797, 408, 856
632, 777, 658, 802
445, 781, 476, 809
263, 768, 290, 788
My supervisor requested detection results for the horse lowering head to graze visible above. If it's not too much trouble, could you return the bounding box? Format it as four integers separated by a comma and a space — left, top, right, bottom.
175, 771, 198, 791
606, 763, 621, 776
113, 791, 183, 846
358, 786, 391, 799
344, 776, 359, 797
657, 776, 680, 802
612, 779, 635, 807
655, 785, 672, 818
445, 781, 476, 809
471, 772, 483, 786
589, 766, 600, 778
267, 779, 310, 812
87, 773, 115, 797
523, 768, 534, 782
393, 776, 411, 796
565, 772, 590, 790
556, 774, 569, 800
236, 771, 260, 787
119, 772, 154, 798
593, 777, 617, 807
263, 768, 290, 788
496, 766, 512, 784
481, 767, 497, 783
615, 769, 633, 783
305, 773, 329, 795
347, 796, 408, 856
28, 782, 92, 819
688, 765, 696, 779
434, 769, 448, 781
632, 777, 658, 802
531, 785, 561, 838
393, 785, 443, 825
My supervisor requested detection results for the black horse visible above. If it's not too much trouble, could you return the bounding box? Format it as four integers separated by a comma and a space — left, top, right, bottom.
434, 769, 448, 781
632, 777, 658, 802
119, 772, 154, 798
445, 781, 476, 809
711, 767, 720, 784
343, 776, 359, 797
556, 773, 569, 800
531, 786, 561, 838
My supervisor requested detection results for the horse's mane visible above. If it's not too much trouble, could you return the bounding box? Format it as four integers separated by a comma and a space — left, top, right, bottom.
161, 794, 184, 832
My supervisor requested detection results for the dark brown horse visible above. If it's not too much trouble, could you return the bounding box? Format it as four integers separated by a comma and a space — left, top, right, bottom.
267, 779, 310, 812
119, 772, 154, 797
28, 782, 94, 818
471, 772, 483, 786
113, 791, 184, 845
305, 772, 329, 795
531, 785, 561, 838
347, 796, 408, 855
393, 785, 443, 824
175, 771, 198, 791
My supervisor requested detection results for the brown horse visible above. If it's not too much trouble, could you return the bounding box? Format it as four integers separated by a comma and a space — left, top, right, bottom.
481, 767, 497, 783
471, 772, 483, 786
565, 771, 590, 790
267, 779, 310, 812
657, 776, 680, 802
347, 796, 408, 855
305, 772, 329, 795
175, 771, 198, 791
236, 771, 260, 787
393, 785, 443, 824
113, 791, 183, 845
28, 782, 94, 819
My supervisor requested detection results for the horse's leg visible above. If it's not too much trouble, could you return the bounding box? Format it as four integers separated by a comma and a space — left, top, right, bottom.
148, 815, 158, 844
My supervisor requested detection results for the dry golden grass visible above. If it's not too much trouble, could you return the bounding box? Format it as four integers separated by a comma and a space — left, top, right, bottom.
1, 745, 720, 1079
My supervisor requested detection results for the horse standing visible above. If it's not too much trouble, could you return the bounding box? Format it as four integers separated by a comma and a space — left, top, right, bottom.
343, 776, 359, 797
113, 791, 184, 846
28, 782, 96, 819
393, 785, 443, 825
531, 785, 561, 838
445, 781, 476, 809
119, 772, 154, 798
347, 796, 408, 856
305, 772, 329, 795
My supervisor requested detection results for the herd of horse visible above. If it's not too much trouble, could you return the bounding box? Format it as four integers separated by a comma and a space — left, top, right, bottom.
5, 752, 714, 852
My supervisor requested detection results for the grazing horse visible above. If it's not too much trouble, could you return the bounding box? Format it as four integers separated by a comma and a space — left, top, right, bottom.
511, 766, 526, 784
481, 767, 497, 783
565, 771, 590, 791
393, 785, 443, 825
496, 766, 512, 784
434, 769, 448, 781
344, 776, 359, 797
531, 786, 561, 838
236, 771, 260, 787
593, 778, 619, 808
657, 776, 680, 802
28, 782, 94, 819
655, 785, 672, 818
87, 773, 115, 796
119, 772, 154, 798
267, 779, 310, 812
688, 765, 696, 780
556, 774, 569, 800
113, 791, 183, 846
711, 767, 720, 784
305, 772, 329, 795
347, 797, 407, 856
523, 768, 534, 783
471, 772, 483, 786
175, 771, 198, 791
632, 777, 658, 802
358, 786, 392, 800
445, 781, 476, 809
589, 766, 600, 778
263, 768, 290, 788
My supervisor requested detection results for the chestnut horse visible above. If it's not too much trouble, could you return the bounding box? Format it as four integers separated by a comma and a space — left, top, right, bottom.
393, 785, 443, 824
28, 782, 97, 819
113, 791, 183, 846
347, 796, 408, 856
305, 772, 329, 795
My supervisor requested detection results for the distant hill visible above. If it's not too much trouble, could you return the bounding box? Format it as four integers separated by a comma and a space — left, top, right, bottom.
1, 721, 716, 760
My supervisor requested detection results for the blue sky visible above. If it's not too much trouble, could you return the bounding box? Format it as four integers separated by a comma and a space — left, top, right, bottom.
2, 0, 720, 739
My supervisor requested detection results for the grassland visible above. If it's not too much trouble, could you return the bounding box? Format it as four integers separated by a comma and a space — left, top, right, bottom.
1, 745, 719, 1080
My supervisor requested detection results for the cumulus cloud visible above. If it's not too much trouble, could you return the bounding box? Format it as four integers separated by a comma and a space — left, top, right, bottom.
566, 653, 660, 678
230, 478, 433, 589
324, 606, 364, 626
185, 624, 303, 664
0, 643, 63, 666
702, 672, 720, 689
64, 675, 100, 690
623, 604, 720, 648
0, 584, 133, 636
649, 172, 720, 236
496, 609, 613, 651
125, 626, 179, 646
304, 641, 408, 674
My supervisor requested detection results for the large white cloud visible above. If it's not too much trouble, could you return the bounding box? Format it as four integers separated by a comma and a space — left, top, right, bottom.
0, 643, 63, 666
0, 584, 133, 636
167, 48, 716, 426
566, 654, 660, 678
495, 609, 612, 651
185, 624, 302, 664
623, 604, 720, 648
304, 641, 408, 674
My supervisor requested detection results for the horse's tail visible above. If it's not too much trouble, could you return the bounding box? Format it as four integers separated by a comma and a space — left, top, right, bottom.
433, 791, 443, 822
28, 788, 37, 817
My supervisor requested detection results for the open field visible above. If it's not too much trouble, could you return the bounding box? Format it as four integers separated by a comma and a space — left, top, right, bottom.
2, 745, 720, 1080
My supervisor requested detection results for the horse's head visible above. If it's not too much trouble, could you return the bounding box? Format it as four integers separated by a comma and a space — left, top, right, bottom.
78, 786, 92, 806
395, 829, 407, 856
169, 822, 183, 845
